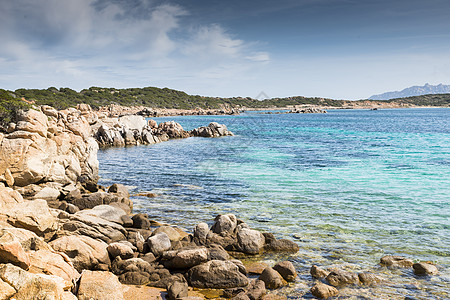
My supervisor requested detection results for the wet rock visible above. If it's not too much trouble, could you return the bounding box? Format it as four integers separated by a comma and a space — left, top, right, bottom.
310, 282, 339, 299
49, 235, 110, 272
237, 227, 265, 255
77, 270, 124, 300
107, 242, 134, 260
358, 272, 382, 286
262, 233, 299, 253
310, 265, 329, 279
259, 267, 285, 289
326, 269, 359, 287
231, 259, 248, 276
273, 261, 297, 282
187, 260, 249, 289
413, 262, 438, 276
211, 214, 237, 236
147, 233, 172, 256
246, 262, 269, 275
163, 247, 208, 269
380, 255, 413, 268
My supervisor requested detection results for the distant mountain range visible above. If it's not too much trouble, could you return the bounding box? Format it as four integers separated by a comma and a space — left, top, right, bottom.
369, 83, 450, 100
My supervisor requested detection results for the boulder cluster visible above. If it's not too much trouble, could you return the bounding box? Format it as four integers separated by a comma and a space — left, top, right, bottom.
307, 255, 439, 299
0, 104, 298, 299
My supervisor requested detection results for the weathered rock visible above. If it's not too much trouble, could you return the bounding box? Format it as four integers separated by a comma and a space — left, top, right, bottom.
310, 265, 329, 279
231, 259, 248, 276
49, 235, 110, 272
310, 282, 339, 299
5, 199, 57, 239
163, 247, 209, 270
77, 270, 125, 300
207, 244, 230, 261
118, 271, 151, 285
28, 249, 80, 290
0, 185, 23, 211
33, 186, 60, 201
0, 227, 52, 252
0, 263, 65, 300
413, 262, 439, 276
152, 226, 183, 242
237, 227, 265, 255
187, 260, 249, 289
326, 269, 359, 287
358, 272, 382, 286
191, 122, 234, 138
0, 230, 31, 270
246, 279, 266, 300
231, 292, 251, 300
132, 213, 151, 229
193, 222, 209, 244
262, 233, 299, 253
167, 279, 189, 300
273, 261, 297, 282
0, 277, 16, 299
147, 233, 172, 256
211, 214, 237, 236
258, 267, 285, 289
107, 242, 134, 260
245, 262, 269, 275
76, 204, 127, 225
56, 213, 127, 243
108, 183, 130, 199
380, 255, 413, 268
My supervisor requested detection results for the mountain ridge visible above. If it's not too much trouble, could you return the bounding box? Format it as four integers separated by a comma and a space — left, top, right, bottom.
369, 83, 450, 100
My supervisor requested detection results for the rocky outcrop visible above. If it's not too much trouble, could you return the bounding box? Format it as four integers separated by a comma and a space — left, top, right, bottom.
288, 107, 327, 114
0, 107, 99, 189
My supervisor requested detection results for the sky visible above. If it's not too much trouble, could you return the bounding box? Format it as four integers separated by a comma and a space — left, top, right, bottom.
1, 0, 450, 100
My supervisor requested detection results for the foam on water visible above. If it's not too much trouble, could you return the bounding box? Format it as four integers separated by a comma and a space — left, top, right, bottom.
98, 108, 450, 299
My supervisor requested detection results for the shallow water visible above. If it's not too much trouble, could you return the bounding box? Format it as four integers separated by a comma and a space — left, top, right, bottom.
98, 108, 450, 299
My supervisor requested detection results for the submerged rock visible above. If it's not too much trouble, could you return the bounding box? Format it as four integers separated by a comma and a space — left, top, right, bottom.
380, 255, 413, 268
413, 262, 438, 276
310, 282, 339, 299
259, 267, 286, 289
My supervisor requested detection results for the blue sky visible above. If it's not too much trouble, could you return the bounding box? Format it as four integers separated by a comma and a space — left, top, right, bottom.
1, 0, 450, 99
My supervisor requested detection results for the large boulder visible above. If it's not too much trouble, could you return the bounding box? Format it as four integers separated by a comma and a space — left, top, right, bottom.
55, 213, 127, 244
28, 249, 80, 290
187, 260, 249, 289
0, 263, 65, 300
49, 235, 110, 272
211, 214, 237, 236
236, 227, 265, 255
118, 115, 147, 133
162, 247, 209, 270
5, 199, 57, 239
146, 233, 172, 256
77, 270, 124, 300
76, 204, 127, 225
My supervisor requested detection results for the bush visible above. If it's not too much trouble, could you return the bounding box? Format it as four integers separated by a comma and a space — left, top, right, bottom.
0, 89, 31, 132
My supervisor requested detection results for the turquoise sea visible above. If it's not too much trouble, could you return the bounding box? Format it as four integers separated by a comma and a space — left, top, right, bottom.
98, 108, 449, 299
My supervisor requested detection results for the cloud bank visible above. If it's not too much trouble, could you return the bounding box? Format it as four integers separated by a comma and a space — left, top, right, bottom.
0, 0, 269, 95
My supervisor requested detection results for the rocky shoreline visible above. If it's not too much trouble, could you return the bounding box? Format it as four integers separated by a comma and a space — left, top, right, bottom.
0, 105, 441, 299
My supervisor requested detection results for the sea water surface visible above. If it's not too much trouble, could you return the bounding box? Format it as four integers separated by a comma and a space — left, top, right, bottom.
98, 108, 449, 299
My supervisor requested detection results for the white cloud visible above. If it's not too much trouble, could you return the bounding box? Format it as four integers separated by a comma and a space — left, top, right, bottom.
0, 0, 270, 92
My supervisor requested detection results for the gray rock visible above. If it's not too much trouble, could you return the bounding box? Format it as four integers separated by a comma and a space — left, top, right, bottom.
147, 233, 171, 256
163, 247, 208, 269
273, 261, 297, 282
107, 242, 134, 260
262, 233, 299, 253
193, 222, 209, 244
76, 204, 127, 225
152, 226, 183, 242
246, 279, 266, 300
187, 260, 249, 289
167, 280, 189, 300
132, 213, 151, 229
211, 214, 237, 236
358, 272, 382, 286
237, 227, 265, 255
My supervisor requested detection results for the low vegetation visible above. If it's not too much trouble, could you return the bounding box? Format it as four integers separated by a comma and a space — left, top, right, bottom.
0, 89, 31, 131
